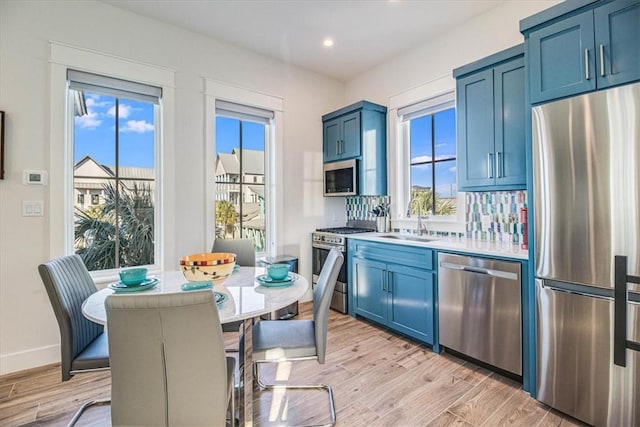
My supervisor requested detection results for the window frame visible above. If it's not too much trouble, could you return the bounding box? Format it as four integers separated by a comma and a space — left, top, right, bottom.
388, 77, 465, 233
204, 80, 284, 257
49, 42, 175, 282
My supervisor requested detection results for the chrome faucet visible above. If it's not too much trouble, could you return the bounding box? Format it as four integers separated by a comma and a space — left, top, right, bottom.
407, 197, 426, 236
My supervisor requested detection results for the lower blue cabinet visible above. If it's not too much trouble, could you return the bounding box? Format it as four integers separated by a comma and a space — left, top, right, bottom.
349, 240, 435, 346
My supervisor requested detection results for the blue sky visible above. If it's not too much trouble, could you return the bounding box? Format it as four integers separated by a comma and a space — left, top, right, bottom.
74, 93, 156, 168
215, 116, 265, 154
409, 108, 457, 197
74, 92, 265, 167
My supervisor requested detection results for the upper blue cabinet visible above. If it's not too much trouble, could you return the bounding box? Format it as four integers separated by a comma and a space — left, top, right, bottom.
454, 45, 526, 191
323, 110, 361, 162
322, 101, 386, 163
322, 101, 387, 195
522, 0, 640, 104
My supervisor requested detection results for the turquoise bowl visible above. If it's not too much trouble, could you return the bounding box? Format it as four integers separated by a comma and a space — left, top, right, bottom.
119, 267, 148, 286
267, 263, 290, 280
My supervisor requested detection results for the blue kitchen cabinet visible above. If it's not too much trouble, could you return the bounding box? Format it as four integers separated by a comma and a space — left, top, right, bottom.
322, 101, 388, 195
594, 1, 640, 89
523, 0, 640, 104
349, 239, 436, 346
454, 45, 526, 191
323, 111, 361, 162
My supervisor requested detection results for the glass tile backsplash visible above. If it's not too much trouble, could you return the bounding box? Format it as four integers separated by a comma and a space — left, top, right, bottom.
466, 190, 527, 243
346, 195, 391, 221
346, 190, 527, 243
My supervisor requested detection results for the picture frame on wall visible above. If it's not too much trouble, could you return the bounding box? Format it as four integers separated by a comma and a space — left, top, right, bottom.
0, 111, 4, 180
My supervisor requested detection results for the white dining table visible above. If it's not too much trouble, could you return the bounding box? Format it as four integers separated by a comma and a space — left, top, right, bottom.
82, 266, 309, 427
82, 267, 309, 325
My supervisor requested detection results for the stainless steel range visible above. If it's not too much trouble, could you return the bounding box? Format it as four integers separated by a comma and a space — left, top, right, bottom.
312, 225, 374, 313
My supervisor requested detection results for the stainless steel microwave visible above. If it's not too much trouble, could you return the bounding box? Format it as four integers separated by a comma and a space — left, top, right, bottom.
324, 159, 357, 196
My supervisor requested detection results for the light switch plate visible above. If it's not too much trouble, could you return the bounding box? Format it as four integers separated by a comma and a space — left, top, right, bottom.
23, 170, 48, 185
23, 200, 44, 217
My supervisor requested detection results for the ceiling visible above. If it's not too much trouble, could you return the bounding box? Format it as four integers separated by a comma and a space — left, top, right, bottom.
101, 0, 505, 81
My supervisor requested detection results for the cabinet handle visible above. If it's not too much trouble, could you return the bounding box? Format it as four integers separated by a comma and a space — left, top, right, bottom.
584, 49, 590, 81
388, 272, 393, 294
599, 44, 605, 77
381, 270, 386, 292
496, 152, 502, 178
487, 153, 494, 179
338, 139, 343, 155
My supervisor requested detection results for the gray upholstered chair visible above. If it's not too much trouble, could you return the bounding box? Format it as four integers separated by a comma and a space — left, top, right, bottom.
105, 291, 235, 426
213, 238, 256, 339
252, 247, 343, 426
38, 254, 110, 425
212, 238, 256, 267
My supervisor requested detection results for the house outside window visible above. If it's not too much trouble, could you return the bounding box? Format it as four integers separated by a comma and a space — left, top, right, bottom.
399, 92, 457, 218
68, 70, 160, 271
214, 106, 269, 252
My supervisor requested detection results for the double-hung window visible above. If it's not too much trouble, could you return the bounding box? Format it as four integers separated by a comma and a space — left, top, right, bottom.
399, 92, 457, 217
214, 100, 272, 252
68, 70, 161, 271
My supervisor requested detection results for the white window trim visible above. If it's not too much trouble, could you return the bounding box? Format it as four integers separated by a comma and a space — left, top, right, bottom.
388, 74, 465, 233
204, 79, 284, 256
49, 42, 175, 282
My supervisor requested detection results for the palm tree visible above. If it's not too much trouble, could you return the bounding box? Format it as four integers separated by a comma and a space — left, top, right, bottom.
74, 182, 154, 271
410, 186, 457, 216
215, 200, 238, 238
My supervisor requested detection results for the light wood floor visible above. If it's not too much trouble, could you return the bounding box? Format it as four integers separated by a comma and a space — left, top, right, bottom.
1, 302, 585, 427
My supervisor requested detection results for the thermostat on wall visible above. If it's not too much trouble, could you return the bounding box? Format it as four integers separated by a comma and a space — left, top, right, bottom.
23, 170, 48, 185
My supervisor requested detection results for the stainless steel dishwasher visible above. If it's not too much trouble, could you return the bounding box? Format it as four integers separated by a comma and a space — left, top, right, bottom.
438, 253, 522, 375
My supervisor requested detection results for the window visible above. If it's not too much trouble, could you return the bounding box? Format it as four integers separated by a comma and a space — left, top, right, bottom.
400, 92, 457, 217
68, 70, 161, 271
214, 100, 272, 252
77, 194, 84, 204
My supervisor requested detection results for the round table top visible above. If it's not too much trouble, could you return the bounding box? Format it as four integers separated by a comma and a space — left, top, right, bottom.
82, 267, 310, 325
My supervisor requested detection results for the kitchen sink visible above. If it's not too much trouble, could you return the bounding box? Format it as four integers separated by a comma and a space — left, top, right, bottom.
379, 234, 433, 243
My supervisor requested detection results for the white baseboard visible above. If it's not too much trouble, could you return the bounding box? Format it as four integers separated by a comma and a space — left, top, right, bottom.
0, 344, 60, 376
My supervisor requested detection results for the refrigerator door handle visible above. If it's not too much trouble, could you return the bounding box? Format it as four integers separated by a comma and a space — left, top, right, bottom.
614, 256, 640, 367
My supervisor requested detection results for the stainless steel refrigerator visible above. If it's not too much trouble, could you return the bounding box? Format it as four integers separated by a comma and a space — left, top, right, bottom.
533, 82, 640, 426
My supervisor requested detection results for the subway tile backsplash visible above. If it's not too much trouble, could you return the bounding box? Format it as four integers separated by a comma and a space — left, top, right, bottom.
466, 190, 527, 243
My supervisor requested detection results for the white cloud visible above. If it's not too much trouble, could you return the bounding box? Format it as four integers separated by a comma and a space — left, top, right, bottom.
85, 95, 111, 109
107, 103, 132, 119
75, 111, 102, 129
121, 120, 154, 133
449, 165, 457, 173
411, 155, 432, 163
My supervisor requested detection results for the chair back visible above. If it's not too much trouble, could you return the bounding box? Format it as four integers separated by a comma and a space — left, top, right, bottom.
312, 247, 344, 363
38, 254, 103, 381
106, 291, 228, 426
212, 238, 256, 266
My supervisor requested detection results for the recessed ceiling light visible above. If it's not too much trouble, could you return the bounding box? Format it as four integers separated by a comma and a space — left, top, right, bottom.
323, 38, 334, 48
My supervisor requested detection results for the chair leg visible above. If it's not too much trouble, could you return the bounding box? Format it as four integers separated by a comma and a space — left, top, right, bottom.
253, 361, 336, 427
66, 398, 111, 427
229, 369, 236, 427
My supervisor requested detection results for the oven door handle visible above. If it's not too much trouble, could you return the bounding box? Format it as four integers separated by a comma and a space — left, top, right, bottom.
313, 243, 343, 251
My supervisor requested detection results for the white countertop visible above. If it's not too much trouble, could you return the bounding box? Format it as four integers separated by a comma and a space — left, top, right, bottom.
347, 232, 529, 260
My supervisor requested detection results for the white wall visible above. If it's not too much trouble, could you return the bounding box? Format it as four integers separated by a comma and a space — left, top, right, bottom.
0, 0, 345, 374
345, 1, 559, 105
